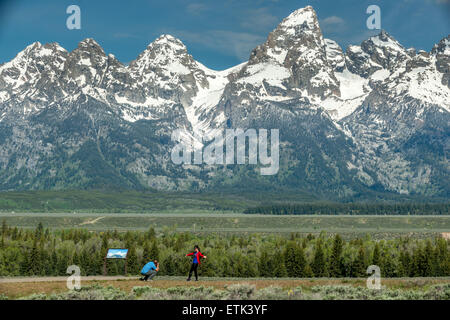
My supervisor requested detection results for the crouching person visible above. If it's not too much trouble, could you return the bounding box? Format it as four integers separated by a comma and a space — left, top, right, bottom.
140, 259, 159, 281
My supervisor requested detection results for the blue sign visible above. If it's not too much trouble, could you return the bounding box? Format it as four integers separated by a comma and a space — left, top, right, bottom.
106, 248, 128, 259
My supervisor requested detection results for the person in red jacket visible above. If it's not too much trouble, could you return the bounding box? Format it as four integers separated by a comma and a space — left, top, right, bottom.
185, 245, 207, 281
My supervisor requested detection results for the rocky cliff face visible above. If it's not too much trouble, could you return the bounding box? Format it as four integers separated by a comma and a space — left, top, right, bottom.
0, 6, 448, 199
341, 34, 450, 196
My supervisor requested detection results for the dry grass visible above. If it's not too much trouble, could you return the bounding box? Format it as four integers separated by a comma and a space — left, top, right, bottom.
2, 277, 450, 299
442, 232, 450, 240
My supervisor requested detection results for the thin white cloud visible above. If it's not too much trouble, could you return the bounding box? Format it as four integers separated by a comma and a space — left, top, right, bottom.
186, 3, 209, 15
320, 16, 347, 34
240, 8, 279, 31
172, 29, 265, 60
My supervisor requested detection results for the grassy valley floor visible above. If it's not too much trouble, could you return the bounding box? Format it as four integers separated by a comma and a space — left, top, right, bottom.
0, 213, 449, 239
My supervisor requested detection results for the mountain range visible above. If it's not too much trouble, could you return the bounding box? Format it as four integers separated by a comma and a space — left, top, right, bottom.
0, 6, 448, 200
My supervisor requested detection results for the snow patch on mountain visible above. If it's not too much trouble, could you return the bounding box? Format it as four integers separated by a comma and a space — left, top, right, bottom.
185, 62, 245, 137
320, 69, 369, 119
237, 63, 290, 88
406, 66, 450, 112
336, 69, 368, 100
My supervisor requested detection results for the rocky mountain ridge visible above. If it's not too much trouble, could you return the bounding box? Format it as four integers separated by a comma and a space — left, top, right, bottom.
0, 6, 448, 199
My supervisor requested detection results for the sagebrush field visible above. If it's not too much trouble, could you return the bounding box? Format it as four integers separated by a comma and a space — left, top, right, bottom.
1, 278, 450, 300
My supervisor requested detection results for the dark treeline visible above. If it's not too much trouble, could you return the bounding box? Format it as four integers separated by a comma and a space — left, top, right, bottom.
244, 202, 450, 215
0, 221, 449, 278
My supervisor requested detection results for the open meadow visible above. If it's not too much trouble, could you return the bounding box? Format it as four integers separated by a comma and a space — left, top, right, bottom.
0, 212, 449, 239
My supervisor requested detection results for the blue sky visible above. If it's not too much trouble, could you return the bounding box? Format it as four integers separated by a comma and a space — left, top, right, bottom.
0, 0, 449, 70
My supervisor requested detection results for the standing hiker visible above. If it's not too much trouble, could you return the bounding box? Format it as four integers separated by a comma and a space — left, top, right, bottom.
186, 245, 207, 281
139, 259, 159, 281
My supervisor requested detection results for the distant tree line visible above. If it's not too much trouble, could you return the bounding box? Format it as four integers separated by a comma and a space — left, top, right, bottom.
244, 202, 450, 215
0, 220, 449, 278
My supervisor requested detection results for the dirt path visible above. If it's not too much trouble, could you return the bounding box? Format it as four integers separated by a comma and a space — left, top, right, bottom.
78, 216, 105, 226
0, 276, 132, 283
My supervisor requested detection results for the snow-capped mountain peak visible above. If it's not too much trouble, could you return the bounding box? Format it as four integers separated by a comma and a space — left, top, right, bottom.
77, 38, 103, 50
278, 5, 319, 32
0, 41, 68, 106
370, 30, 404, 51
231, 5, 338, 108
129, 34, 197, 79
345, 30, 409, 80
151, 34, 187, 49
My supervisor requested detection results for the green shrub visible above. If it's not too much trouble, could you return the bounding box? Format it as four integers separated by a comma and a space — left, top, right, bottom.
132, 286, 162, 297
139, 288, 172, 300
22, 285, 133, 300
424, 284, 450, 300
16, 282, 450, 300
253, 286, 303, 300
224, 283, 256, 300
19, 293, 48, 300
167, 286, 216, 300
134, 285, 225, 300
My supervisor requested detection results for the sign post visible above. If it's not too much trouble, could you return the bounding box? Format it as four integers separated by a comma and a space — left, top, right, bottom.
103, 248, 129, 276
